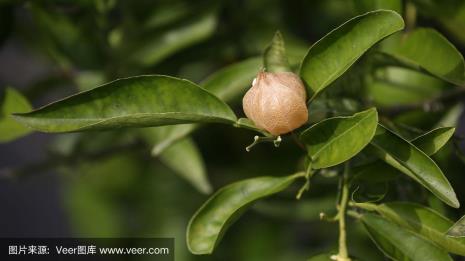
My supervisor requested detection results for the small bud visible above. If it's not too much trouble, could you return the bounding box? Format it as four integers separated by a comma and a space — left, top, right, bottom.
242, 71, 308, 135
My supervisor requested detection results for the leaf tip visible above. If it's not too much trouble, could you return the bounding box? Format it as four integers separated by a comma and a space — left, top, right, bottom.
186, 218, 213, 255
372, 9, 405, 29
450, 198, 460, 209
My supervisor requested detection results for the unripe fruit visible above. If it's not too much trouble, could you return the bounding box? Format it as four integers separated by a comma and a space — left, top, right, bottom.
242, 71, 308, 135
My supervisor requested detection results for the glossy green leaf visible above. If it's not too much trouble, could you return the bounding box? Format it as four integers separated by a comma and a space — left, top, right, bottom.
363, 202, 465, 256
159, 137, 211, 194
263, 31, 291, 73
148, 57, 263, 155
448, 215, 465, 238
353, 126, 453, 183
381, 28, 465, 85
299, 10, 404, 98
411, 127, 455, 155
13, 75, 237, 133
0, 87, 32, 142
369, 124, 459, 208
300, 108, 378, 169
130, 11, 217, 66
187, 173, 303, 255
362, 213, 453, 261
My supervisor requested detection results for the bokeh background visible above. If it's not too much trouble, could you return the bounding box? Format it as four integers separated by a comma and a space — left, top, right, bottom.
1, 0, 465, 260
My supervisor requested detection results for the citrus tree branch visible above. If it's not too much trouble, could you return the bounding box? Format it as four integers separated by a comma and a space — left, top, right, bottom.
336, 163, 351, 261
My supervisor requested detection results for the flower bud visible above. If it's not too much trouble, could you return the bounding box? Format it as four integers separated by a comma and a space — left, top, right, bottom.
242, 71, 308, 135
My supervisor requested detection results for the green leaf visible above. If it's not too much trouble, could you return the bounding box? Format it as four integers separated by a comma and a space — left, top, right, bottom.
299, 10, 404, 98
411, 127, 455, 155
263, 31, 291, 73
13, 75, 237, 133
186, 173, 303, 255
300, 108, 378, 169
361, 213, 453, 261
448, 215, 465, 238
368, 124, 459, 208
381, 28, 465, 86
148, 57, 263, 155
353, 126, 453, 184
130, 11, 217, 66
159, 137, 212, 194
369, 125, 460, 208
0, 87, 32, 142
364, 202, 465, 256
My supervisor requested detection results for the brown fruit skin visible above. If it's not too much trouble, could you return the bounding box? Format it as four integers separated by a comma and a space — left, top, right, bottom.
242, 71, 308, 135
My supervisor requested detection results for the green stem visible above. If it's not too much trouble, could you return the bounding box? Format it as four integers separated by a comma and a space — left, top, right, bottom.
245, 135, 281, 152
337, 164, 351, 261
349, 201, 378, 212
296, 161, 313, 199
347, 210, 362, 219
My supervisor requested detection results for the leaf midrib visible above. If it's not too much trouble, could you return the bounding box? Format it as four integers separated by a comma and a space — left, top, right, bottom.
369, 138, 456, 207
369, 141, 436, 192
187, 176, 297, 254
19, 111, 235, 122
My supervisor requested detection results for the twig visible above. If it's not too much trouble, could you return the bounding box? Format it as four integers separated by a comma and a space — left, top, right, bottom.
335, 163, 351, 261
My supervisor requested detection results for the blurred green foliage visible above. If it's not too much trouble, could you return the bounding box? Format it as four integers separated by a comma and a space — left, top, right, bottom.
2, 0, 465, 260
